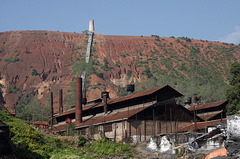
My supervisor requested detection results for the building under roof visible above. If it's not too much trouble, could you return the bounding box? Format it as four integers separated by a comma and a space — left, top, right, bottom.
52, 84, 202, 141
188, 100, 228, 121
176, 118, 226, 133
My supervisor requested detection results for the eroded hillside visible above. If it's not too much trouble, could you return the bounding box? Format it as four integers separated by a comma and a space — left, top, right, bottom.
0, 31, 240, 117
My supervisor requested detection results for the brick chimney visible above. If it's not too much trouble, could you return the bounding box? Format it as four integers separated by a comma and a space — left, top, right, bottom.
127, 84, 135, 95
75, 78, 82, 124
101, 91, 109, 114
50, 92, 53, 126
59, 89, 63, 114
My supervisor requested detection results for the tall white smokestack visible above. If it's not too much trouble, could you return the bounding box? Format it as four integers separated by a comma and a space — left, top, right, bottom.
89, 20, 94, 33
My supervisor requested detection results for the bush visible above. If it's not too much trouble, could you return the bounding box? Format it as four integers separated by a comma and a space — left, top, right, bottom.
85, 138, 132, 157
7, 86, 20, 93
78, 134, 86, 147
31, 69, 38, 76
4, 57, 20, 63
0, 111, 87, 159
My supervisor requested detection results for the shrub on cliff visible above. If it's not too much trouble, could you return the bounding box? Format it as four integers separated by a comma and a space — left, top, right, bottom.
31, 69, 38, 76
4, 57, 20, 63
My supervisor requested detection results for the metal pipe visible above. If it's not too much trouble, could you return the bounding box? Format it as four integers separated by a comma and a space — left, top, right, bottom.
59, 89, 63, 113
102, 91, 109, 114
50, 92, 53, 126
75, 78, 82, 124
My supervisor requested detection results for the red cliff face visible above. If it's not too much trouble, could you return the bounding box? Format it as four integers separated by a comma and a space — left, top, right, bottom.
0, 31, 240, 112
0, 31, 86, 111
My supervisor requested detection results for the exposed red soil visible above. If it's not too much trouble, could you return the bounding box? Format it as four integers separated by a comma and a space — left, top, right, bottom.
0, 31, 240, 113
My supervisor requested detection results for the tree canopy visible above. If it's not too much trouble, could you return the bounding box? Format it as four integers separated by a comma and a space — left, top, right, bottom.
226, 62, 240, 115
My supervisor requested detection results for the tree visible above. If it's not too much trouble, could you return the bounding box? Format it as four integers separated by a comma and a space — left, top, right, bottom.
142, 65, 152, 78
226, 62, 240, 115
31, 69, 38, 76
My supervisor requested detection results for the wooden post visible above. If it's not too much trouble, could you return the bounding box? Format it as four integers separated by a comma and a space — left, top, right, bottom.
144, 120, 146, 141
139, 127, 141, 142
159, 120, 161, 134
165, 104, 167, 133
122, 119, 124, 140
194, 105, 197, 131
114, 123, 116, 142
170, 107, 172, 133
129, 122, 131, 139
136, 125, 138, 142
153, 108, 155, 136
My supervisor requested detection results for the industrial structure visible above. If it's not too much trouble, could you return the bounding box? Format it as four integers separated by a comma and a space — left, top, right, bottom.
188, 100, 227, 121
51, 78, 202, 141
176, 100, 228, 132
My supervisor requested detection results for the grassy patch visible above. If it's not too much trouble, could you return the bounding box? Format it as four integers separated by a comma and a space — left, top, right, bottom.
4, 57, 20, 63
85, 138, 133, 158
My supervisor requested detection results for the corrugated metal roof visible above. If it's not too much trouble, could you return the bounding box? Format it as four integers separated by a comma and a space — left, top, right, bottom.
24, 121, 48, 125
52, 105, 151, 132
54, 85, 183, 118
176, 118, 227, 132
197, 110, 223, 121
53, 102, 101, 117
188, 100, 227, 112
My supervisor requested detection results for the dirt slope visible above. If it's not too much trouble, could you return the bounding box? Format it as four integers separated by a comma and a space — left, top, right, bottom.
0, 31, 240, 113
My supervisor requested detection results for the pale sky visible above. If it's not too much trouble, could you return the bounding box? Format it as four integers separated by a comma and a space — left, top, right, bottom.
1, 0, 240, 44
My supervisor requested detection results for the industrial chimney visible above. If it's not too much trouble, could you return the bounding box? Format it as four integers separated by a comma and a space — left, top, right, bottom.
82, 88, 87, 105
50, 92, 53, 126
193, 94, 201, 105
184, 97, 192, 108
75, 78, 83, 124
59, 89, 63, 114
89, 20, 94, 33
127, 84, 135, 95
101, 91, 109, 114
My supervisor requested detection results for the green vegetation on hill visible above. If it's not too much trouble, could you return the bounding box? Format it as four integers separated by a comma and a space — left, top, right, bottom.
0, 111, 134, 159
0, 111, 87, 159
14, 93, 50, 122
112, 37, 239, 104
226, 62, 240, 115
4, 57, 20, 63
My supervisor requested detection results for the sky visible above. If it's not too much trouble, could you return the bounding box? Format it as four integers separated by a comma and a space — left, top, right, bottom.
1, 0, 240, 44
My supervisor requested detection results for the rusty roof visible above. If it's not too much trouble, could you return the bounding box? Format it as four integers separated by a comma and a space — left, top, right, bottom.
52, 105, 151, 132
197, 110, 223, 121
53, 102, 101, 117
24, 121, 48, 126
176, 118, 227, 133
54, 85, 183, 118
188, 100, 227, 112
